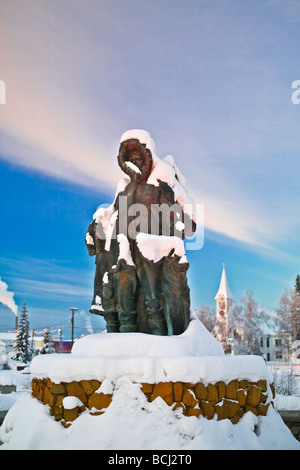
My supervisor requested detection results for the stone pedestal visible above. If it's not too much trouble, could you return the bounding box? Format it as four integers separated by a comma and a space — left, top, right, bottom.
30, 314, 275, 427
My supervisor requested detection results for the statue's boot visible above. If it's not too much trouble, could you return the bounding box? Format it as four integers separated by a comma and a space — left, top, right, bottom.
113, 260, 138, 332
102, 273, 120, 332
136, 256, 167, 336
146, 296, 167, 336
103, 312, 120, 333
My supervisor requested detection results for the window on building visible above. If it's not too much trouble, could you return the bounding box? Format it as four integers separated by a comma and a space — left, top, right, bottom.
260, 337, 263, 347
276, 351, 282, 359
275, 338, 282, 347
266, 337, 270, 348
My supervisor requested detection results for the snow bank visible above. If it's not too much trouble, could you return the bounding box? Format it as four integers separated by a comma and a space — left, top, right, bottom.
0, 369, 30, 413
1, 380, 299, 450
71, 310, 223, 358
275, 394, 300, 411
0, 369, 30, 389
0, 392, 25, 413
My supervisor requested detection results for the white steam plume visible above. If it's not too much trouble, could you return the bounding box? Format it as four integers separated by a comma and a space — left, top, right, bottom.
0, 276, 18, 316
79, 310, 94, 335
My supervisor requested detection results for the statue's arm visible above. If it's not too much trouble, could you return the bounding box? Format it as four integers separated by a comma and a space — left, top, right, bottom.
85, 221, 96, 256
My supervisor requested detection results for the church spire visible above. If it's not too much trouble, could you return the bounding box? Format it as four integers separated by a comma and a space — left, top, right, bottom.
215, 263, 234, 353
215, 263, 234, 301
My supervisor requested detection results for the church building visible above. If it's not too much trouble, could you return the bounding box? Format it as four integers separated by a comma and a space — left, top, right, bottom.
214, 263, 234, 354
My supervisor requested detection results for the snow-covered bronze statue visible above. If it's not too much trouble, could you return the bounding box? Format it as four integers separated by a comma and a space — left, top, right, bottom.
86, 130, 196, 335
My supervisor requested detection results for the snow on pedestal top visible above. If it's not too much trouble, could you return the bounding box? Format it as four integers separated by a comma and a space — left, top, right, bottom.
71, 310, 224, 358
30, 311, 273, 385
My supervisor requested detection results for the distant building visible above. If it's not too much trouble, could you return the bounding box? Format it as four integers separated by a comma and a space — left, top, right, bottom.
259, 322, 289, 361
0, 332, 43, 357
213, 264, 298, 362
0, 340, 6, 357
0, 331, 74, 358
52, 339, 72, 353
259, 323, 299, 363
0, 332, 17, 356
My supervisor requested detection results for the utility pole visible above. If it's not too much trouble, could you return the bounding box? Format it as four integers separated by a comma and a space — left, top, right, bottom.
58, 328, 62, 353
69, 307, 78, 346
31, 328, 35, 350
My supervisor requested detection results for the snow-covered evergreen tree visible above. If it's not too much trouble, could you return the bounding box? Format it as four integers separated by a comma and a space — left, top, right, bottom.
40, 327, 55, 354
12, 301, 33, 363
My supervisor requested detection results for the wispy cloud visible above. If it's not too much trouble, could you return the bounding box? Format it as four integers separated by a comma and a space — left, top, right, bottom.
14, 278, 92, 301
1, 1, 299, 254
0, 256, 93, 302
0, 255, 98, 332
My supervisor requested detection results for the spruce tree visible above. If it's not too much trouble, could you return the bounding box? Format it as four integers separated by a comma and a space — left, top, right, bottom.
13, 301, 33, 363
40, 327, 55, 354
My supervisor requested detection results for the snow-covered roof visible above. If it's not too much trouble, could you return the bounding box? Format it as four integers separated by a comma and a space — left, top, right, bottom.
260, 320, 277, 336
215, 263, 234, 300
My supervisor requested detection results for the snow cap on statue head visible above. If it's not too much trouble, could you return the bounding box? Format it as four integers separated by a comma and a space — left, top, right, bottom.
118, 129, 159, 183
120, 129, 159, 164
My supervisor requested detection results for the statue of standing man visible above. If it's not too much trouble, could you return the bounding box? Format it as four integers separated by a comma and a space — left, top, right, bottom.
86, 130, 196, 336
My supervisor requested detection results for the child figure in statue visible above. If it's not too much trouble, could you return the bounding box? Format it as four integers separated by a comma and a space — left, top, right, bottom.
85, 129, 196, 336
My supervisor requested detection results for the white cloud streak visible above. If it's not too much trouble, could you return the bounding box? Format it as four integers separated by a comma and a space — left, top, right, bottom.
15, 278, 92, 301
0, 257, 93, 302
1, 1, 299, 252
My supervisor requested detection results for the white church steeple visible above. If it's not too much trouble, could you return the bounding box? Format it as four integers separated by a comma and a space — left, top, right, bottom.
215, 263, 234, 349
215, 263, 234, 302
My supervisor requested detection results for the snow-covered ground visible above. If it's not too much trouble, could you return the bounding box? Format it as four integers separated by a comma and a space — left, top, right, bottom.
0, 365, 30, 412
1, 314, 300, 450
0, 377, 299, 450
1, 366, 300, 450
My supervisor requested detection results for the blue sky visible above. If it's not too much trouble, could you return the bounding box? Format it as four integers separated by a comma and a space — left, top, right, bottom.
0, 0, 300, 339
